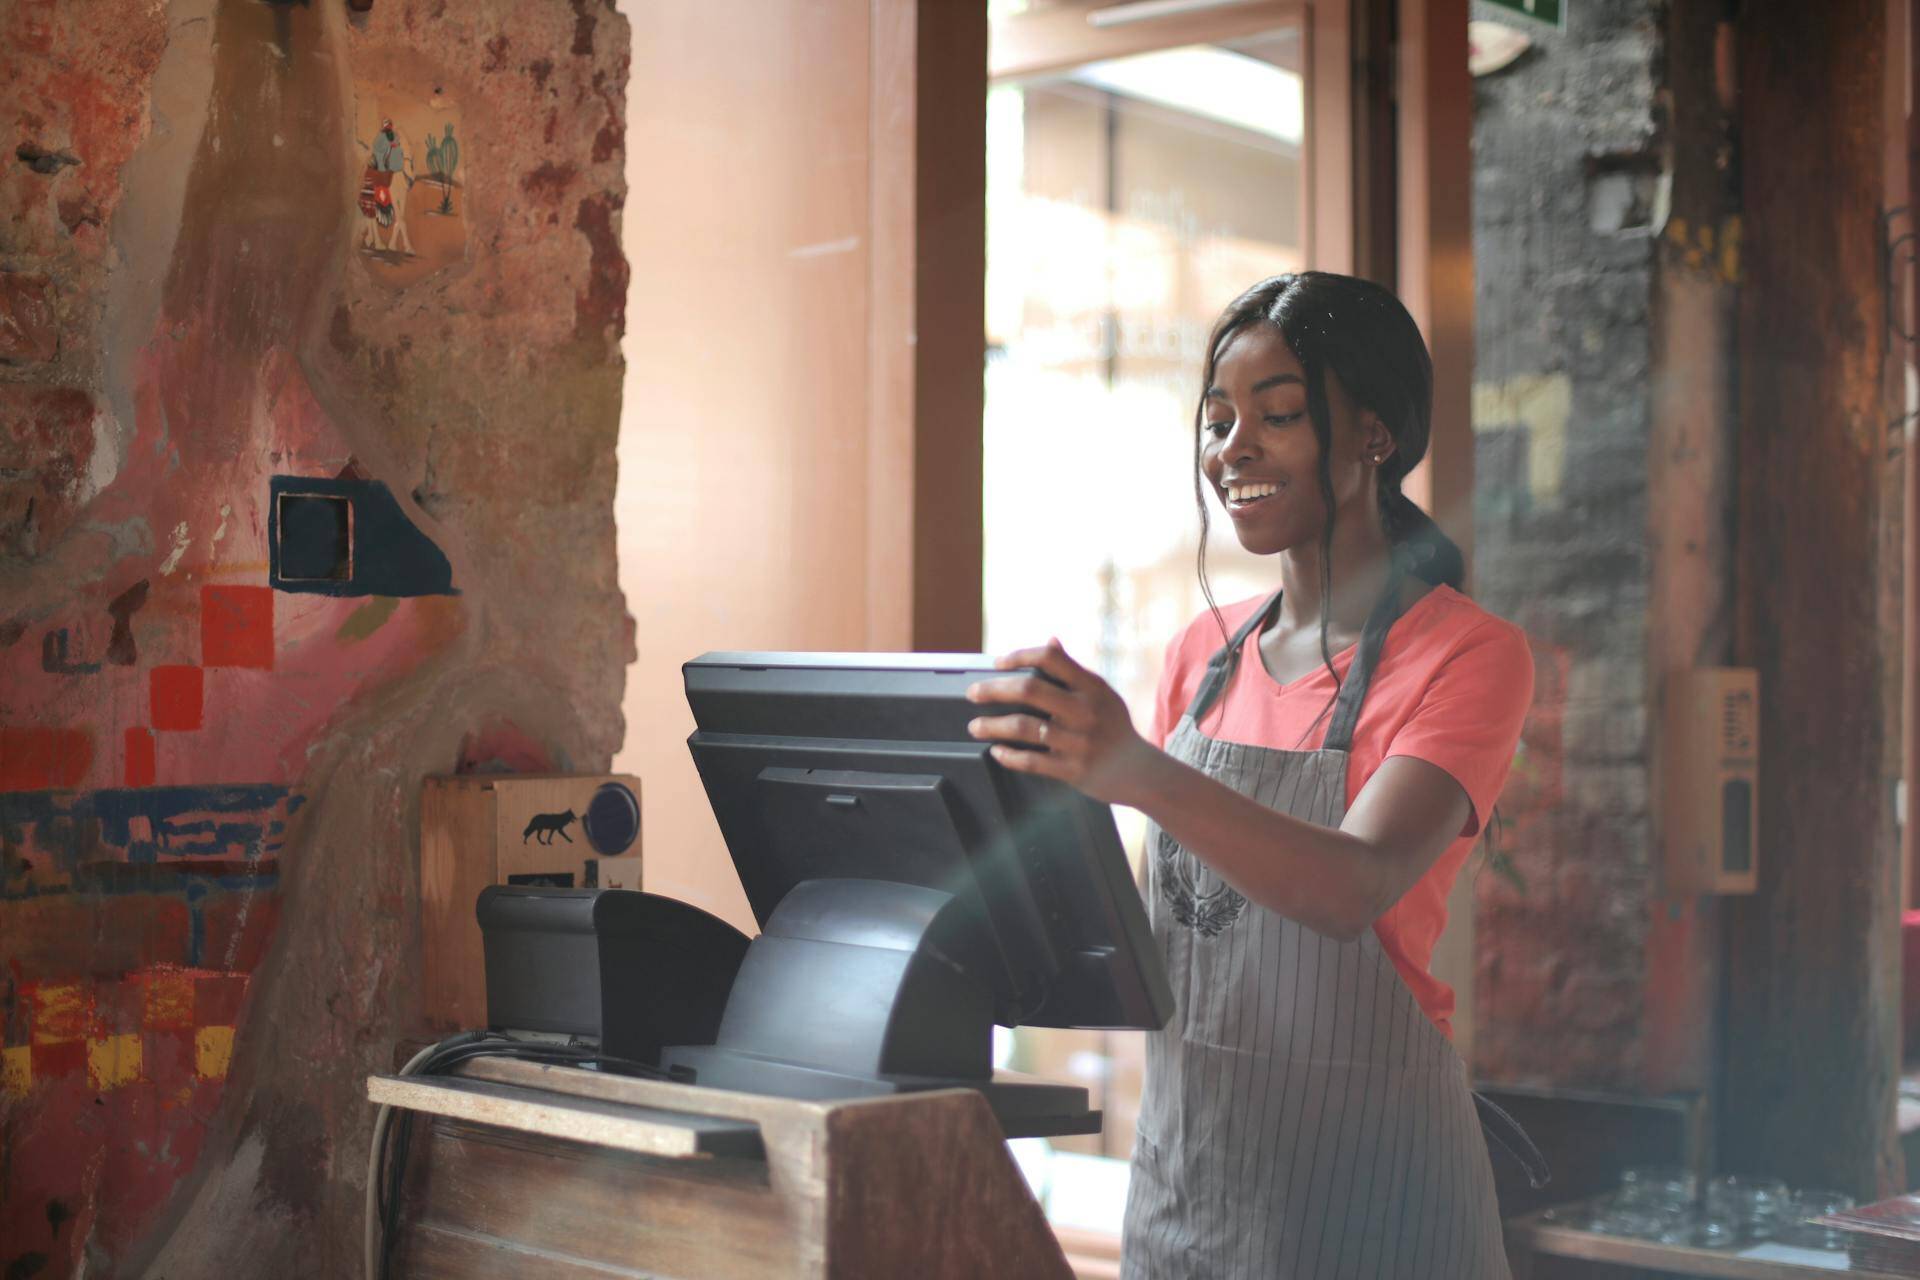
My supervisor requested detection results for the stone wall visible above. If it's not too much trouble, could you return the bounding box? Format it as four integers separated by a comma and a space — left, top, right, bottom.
1469, 0, 1665, 1089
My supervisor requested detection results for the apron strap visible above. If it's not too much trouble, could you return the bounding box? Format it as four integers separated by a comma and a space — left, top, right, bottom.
1182, 590, 1285, 726
1183, 558, 1410, 747
1473, 1090, 1553, 1190
1321, 557, 1408, 754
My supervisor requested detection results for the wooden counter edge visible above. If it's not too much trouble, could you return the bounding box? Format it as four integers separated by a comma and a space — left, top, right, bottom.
366, 1072, 763, 1160
1506, 1202, 1908, 1280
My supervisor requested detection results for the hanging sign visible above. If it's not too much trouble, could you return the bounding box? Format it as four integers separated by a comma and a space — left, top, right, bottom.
1482, 0, 1563, 28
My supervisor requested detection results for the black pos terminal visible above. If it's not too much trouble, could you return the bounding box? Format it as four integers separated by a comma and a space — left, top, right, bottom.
476, 651, 1174, 1140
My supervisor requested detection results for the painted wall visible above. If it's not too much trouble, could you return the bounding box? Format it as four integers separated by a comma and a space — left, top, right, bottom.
0, 1, 629, 1275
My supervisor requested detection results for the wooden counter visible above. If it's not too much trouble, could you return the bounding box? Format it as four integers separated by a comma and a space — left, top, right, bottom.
1506, 1198, 1904, 1279
369, 1056, 1074, 1279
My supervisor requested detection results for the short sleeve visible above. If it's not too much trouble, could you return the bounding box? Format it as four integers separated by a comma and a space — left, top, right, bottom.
1382, 618, 1535, 837
1146, 600, 1263, 748
1147, 611, 1220, 748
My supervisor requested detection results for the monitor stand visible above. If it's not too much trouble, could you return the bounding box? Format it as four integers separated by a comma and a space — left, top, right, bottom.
660, 878, 1100, 1140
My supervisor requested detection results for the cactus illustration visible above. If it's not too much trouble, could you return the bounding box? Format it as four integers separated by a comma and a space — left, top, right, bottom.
435, 123, 459, 215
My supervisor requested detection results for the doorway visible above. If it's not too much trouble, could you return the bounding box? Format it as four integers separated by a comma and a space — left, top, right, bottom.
984, 0, 1358, 1247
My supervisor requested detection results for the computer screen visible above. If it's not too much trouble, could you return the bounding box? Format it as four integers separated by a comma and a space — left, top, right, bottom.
683, 651, 1173, 1032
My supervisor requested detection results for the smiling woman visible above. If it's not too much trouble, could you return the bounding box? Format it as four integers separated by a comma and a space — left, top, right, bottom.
980, 4, 1322, 1239
971, 272, 1537, 1278
1194, 274, 1466, 685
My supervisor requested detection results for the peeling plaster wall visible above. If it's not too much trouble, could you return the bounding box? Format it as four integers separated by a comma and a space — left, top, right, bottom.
1469, 0, 1744, 1097
0, 1, 629, 1275
1468, 0, 1664, 1089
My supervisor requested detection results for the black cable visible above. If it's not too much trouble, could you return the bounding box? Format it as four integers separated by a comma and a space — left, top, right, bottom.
376, 1032, 501, 1228
379, 1113, 410, 1277
422, 1042, 667, 1078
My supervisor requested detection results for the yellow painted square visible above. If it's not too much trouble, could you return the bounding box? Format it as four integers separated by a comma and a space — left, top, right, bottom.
2, 1045, 30, 1095
195, 1025, 235, 1081
32, 983, 88, 1044
86, 1033, 143, 1091
143, 970, 196, 1029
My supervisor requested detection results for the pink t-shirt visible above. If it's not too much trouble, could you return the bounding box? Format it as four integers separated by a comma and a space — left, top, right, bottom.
1150, 585, 1534, 1038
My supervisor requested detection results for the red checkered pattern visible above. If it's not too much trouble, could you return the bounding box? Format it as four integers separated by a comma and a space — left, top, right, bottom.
1, 967, 249, 1096
118, 584, 276, 787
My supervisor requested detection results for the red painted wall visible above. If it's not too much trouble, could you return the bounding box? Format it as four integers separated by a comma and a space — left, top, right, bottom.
1, 2, 630, 1274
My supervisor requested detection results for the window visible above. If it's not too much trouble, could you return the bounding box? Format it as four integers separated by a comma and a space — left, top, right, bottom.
986, 0, 1344, 1238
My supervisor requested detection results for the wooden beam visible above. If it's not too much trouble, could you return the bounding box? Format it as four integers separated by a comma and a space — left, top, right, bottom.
866, 0, 986, 654
1388, 0, 1477, 1063
1394, 0, 1473, 579
989, 0, 1305, 82
1349, 0, 1395, 286
1900, 0, 1919, 915
1725, 0, 1901, 1198
915, 0, 987, 652
1642, 0, 1742, 1101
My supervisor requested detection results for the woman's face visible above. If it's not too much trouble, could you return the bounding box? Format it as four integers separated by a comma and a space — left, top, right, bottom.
1199, 322, 1383, 557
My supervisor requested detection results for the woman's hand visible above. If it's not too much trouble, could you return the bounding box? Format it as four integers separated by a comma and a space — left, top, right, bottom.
965, 638, 1161, 806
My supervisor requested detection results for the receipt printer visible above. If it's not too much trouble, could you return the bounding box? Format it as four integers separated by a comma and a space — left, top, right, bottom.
475, 886, 750, 1066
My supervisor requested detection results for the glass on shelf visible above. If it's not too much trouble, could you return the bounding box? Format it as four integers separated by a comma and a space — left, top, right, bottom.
1688, 1207, 1740, 1249
1589, 1203, 1665, 1238
1704, 1175, 1790, 1245
1591, 1166, 1698, 1242
1779, 1188, 1856, 1251
1564, 1171, 1853, 1253
1617, 1166, 1697, 1210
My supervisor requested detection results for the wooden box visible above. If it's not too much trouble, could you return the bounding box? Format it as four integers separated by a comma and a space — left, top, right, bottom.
420, 773, 642, 1030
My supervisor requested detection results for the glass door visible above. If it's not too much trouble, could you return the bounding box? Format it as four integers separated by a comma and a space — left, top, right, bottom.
985, 0, 1351, 1245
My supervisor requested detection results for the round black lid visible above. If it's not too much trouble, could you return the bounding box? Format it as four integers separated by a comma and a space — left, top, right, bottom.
582, 781, 639, 856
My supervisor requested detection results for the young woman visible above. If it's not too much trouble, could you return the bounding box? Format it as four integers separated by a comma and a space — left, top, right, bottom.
967, 272, 1538, 1278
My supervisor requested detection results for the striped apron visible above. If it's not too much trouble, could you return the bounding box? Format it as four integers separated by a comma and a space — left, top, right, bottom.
1121, 580, 1519, 1280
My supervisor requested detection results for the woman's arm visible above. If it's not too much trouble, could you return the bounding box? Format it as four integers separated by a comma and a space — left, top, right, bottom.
966, 640, 1474, 942
1129, 750, 1469, 941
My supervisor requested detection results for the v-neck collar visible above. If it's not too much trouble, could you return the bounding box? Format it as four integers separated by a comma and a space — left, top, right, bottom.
1248, 582, 1447, 695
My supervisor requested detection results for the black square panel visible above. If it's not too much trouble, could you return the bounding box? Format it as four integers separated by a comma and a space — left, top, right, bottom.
277, 493, 352, 581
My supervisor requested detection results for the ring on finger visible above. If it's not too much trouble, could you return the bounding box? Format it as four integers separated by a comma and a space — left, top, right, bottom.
1037, 720, 1050, 745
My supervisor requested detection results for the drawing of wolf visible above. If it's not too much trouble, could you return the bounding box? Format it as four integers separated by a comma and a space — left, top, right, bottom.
522, 809, 577, 844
